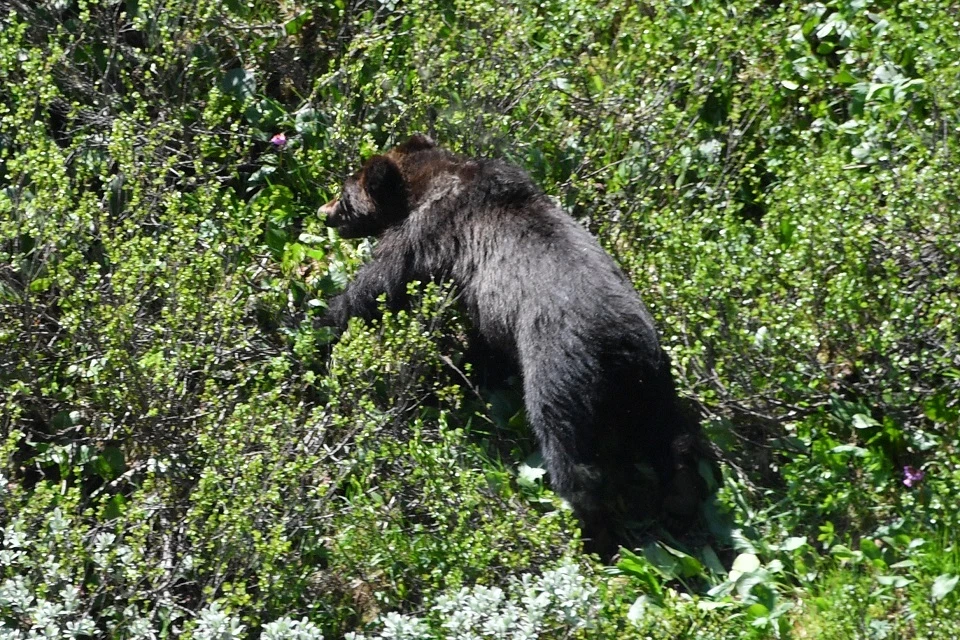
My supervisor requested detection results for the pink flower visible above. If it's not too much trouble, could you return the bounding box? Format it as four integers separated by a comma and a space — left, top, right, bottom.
902, 465, 924, 488
270, 132, 287, 147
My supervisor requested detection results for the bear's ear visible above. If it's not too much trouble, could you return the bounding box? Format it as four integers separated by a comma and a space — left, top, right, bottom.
395, 134, 435, 154
361, 155, 406, 207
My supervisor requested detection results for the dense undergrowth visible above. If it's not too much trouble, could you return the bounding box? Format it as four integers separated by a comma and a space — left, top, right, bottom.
1, 0, 959, 637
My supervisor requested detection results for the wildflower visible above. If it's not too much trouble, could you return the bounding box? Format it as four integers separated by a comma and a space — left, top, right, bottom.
270, 132, 287, 147
902, 465, 924, 487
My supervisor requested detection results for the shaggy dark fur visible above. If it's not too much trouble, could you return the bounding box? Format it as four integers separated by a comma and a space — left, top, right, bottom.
320, 135, 705, 556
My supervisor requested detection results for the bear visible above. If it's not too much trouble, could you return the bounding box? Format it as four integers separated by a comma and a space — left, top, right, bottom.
318, 134, 706, 557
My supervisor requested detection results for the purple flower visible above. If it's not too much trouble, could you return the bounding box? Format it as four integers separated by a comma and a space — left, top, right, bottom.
270, 132, 287, 147
902, 465, 924, 488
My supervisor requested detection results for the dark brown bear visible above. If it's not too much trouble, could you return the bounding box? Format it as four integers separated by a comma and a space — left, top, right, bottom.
319, 135, 704, 556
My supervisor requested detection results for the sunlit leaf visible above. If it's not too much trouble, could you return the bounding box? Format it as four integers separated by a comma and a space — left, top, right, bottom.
932, 574, 959, 601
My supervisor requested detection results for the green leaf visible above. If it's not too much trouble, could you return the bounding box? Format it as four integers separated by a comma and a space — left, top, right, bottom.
298, 233, 327, 245
589, 74, 604, 93
829, 544, 855, 559
616, 548, 664, 597
222, 68, 256, 102
616, 548, 646, 576
698, 600, 735, 611
745, 602, 770, 619
660, 542, 704, 578
282, 242, 307, 272
865, 83, 894, 103
831, 444, 868, 457
295, 107, 321, 137
852, 413, 880, 429
325, 263, 350, 291
51, 411, 75, 430
731, 553, 761, 577
265, 222, 289, 255
932, 574, 959, 601
876, 575, 913, 588
29, 277, 52, 293
701, 544, 726, 575
284, 10, 313, 35
643, 543, 681, 579
92, 446, 126, 481
103, 494, 127, 520
889, 560, 916, 569
627, 594, 660, 622
779, 216, 797, 248
779, 536, 807, 552
833, 68, 859, 85
244, 98, 284, 128
859, 538, 883, 563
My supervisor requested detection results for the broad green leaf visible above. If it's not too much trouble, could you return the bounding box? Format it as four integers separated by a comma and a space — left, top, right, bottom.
932, 574, 959, 601
731, 553, 761, 577
779, 536, 807, 552
877, 575, 913, 588
222, 68, 256, 102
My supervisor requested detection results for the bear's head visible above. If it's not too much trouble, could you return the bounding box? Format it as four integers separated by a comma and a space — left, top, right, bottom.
319, 134, 440, 238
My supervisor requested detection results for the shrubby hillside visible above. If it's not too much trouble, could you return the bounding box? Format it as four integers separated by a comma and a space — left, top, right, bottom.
1, 0, 959, 637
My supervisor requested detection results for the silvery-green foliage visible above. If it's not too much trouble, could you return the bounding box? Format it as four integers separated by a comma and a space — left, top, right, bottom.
193, 604, 246, 640
0, 523, 98, 640
261, 616, 325, 640
379, 612, 431, 639
123, 608, 160, 640
0, 578, 32, 614
349, 561, 597, 640
343, 613, 430, 640
0, 584, 97, 639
